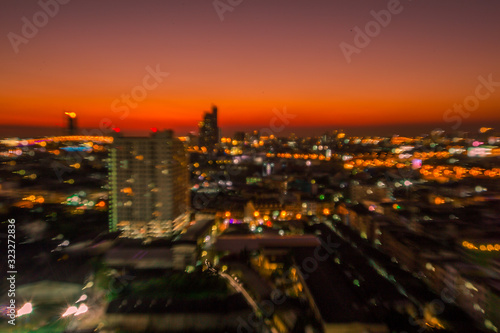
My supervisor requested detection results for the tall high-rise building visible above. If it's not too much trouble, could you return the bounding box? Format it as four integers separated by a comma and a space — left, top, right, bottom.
108, 130, 190, 238
64, 111, 77, 135
198, 105, 219, 151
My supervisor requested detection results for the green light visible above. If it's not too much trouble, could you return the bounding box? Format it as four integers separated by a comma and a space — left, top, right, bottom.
319, 195, 325, 200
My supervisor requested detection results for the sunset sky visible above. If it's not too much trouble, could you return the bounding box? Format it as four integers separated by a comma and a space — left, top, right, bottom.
1, 0, 500, 136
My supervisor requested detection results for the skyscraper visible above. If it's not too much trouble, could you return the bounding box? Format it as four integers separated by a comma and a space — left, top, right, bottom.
198, 105, 219, 151
108, 130, 190, 238
64, 111, 77, 135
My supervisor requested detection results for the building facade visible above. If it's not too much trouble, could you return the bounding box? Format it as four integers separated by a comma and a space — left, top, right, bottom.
109, 130, 189, 238
198, 105, 219, 151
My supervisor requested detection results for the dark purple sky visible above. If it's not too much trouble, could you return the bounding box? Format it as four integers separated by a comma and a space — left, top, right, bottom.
1, 0, 499, 136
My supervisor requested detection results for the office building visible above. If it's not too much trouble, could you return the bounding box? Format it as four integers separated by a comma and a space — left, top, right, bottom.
198, 105, 219, 151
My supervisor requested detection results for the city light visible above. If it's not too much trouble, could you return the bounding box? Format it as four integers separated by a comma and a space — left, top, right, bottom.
462, 241, 500, 252
16, 303, 32, 317
62, 306, 78, 317
1, 3, 500, 331
75, 304, 89, 316
76, 294, 87, 303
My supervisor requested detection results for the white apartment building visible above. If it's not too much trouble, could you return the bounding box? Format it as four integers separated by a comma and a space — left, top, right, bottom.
109, 130, 190, 238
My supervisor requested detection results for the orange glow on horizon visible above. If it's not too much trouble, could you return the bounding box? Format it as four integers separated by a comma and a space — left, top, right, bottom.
1, 1, 499, 134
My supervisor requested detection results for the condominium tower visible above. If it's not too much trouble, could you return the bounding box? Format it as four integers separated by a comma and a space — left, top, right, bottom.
108, 130, 189, 238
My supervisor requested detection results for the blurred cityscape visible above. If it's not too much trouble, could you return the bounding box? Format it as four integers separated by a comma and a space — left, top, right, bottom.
1, 109, 500, 333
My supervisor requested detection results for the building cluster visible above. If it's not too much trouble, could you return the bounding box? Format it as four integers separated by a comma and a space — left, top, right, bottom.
0, 108, 499, 332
